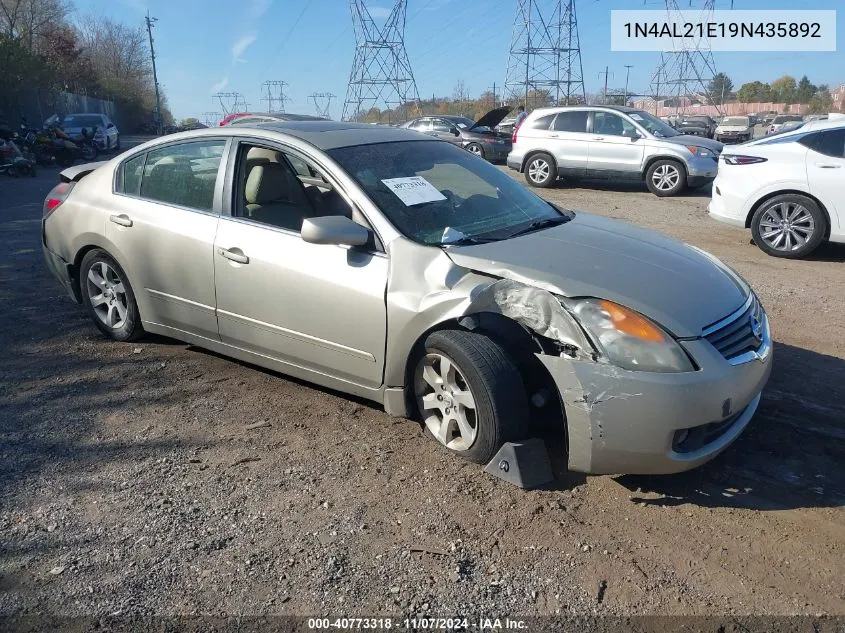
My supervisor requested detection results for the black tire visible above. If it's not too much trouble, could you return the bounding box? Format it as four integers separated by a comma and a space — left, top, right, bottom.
750, 194, 827, 259
523, 152, 557, 188
79, 249, 144, 342
465, 142, 485, 159
115, 135, 121, 151
81, 142, 98, 162
413, 329, 528, 464
645, 159, 686, 197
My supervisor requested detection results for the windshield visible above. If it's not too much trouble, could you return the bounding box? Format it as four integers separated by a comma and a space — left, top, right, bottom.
61, 115, 103, 127
627, 111, 679, 138
328, 140, 567, 246
722, 117, 749, 126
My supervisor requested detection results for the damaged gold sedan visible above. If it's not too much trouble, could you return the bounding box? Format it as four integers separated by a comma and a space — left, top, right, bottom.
42, 122, 772, 474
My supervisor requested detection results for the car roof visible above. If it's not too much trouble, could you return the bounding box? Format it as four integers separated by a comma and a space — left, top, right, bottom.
250, 120, 429, 150
532, 105, 640, 114
746, 119, 845, 145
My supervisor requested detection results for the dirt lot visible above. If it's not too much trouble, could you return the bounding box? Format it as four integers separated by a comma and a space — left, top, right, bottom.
0, 164, 843, 625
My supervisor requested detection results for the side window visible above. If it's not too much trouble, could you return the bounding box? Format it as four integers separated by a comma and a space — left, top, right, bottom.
528, 114, 555, 130
237, 143, 354, 232
121, 153, 145, 195
593, 112, 637, 137
552, 111, 589, 133
139, 140, 226, 211
800, 129, 845, 158
431, 119, 453, 133
408, 119, 427, 130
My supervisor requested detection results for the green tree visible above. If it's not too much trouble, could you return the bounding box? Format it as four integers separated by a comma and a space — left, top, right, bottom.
808, 89, 833, 114
770, 75, 797, 104
736, 81, 771, 103
180, 117, 199, 128
707, 72, 733, 105
796, 75, 816, 104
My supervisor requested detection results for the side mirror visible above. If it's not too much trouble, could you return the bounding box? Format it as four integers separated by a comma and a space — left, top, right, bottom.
107, 123, 115, 129
301, 216, 370, 247
450, 127, 460, 136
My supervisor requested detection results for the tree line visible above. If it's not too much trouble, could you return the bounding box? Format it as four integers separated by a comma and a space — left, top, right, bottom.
0, 0, 173, 127
708, 73, 835, 113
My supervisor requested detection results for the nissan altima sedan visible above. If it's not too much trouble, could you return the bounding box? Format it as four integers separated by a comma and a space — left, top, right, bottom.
42, 121, 772, 474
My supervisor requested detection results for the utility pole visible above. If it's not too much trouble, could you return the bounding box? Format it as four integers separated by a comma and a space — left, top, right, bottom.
598, 66, 613, 105
624, 65, 634, 104
145, 11, 163, 135
262, 80, 289, 113
488, 82, 497, 106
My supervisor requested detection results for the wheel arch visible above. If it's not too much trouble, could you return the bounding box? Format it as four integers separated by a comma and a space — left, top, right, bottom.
745, 189, 832, 240
521, 150, 558, 174
70, 239, 146, 320
642, 155, 687, 182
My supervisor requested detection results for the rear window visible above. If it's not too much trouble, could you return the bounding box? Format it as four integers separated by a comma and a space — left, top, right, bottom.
62, 115, 103, 127
527, 114, 555, 130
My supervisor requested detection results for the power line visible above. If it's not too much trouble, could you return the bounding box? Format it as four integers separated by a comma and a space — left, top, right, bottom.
343, 0, 421, 122
309, 92, 336, 118
262, 80, 290, 113
202, 111, 221, 127
257, 0, 313, 78
213, 92, 245, 116
504, 0, 586, 109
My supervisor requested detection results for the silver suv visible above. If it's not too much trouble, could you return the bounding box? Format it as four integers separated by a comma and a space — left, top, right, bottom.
507, 106, 723, 197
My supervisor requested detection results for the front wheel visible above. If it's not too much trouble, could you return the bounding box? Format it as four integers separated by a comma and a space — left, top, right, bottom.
524, 153, 556, 188
412, 329, 528, 464
645, 159, 686, 196
465, 142, 485, 159
750, 194, 826, 259
80, 250, 144, 341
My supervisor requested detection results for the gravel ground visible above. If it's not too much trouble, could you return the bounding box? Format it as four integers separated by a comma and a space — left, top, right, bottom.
0, 162, 843, 628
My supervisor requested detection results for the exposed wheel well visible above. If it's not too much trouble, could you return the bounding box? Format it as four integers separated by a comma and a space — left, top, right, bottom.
521, 150, 557, 174
642, 156, 687, 182
402, 313, 567, 444
745, 190, 832, 239
68, 245, 102, 302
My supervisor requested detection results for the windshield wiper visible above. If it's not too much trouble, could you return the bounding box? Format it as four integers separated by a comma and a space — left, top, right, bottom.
501, 215, 571, 239
442, 235, 503, 246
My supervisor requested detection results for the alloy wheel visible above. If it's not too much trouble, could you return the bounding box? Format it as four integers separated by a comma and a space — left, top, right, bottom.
86, 261, 129, 329
414, 352, 478, 452
528, 158, 550, 184
651, 164, 680, 191
758, 201, 815, 252
467, 144, 482, 156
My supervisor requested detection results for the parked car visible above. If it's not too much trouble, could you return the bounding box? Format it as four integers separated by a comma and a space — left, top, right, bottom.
223, 112, 328, 126
58, 113, 120, 151
714, 116, 753, 144
496, 116, 518, 136
400, 106, 512, 161
42, 121, 770, 474
709, 119, 845, 258
676, 115, 716, 138
768, 115, 803, 135
507, 105, 723, 196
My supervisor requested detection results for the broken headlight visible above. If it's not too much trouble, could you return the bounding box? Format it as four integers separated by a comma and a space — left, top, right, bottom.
562, 298, 694, 373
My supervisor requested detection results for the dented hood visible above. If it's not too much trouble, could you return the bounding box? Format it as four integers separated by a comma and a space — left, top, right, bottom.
445, 212, 748, 338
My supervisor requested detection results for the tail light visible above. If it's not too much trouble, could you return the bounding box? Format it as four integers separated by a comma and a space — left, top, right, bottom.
43, 182, 75, 219
512, 123, 520, 144
721, 155, 767, 165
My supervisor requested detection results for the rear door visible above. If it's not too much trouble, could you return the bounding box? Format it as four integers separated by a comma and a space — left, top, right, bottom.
107, 138, 228, 340
547, 110, 591, 175
430, 118, 463, 146
804, 128, 845, 234
586, 111, 646, 178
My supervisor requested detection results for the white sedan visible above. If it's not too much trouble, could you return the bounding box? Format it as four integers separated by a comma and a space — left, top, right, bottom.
708, 119, 845, 258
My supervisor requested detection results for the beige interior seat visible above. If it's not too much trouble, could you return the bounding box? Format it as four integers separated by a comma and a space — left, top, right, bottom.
244, 162, 312, 230
142, 156, 201, 208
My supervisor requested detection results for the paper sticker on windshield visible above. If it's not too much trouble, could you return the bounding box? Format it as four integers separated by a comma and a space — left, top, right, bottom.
381, 176, 447, 206
629, 113, 644, 121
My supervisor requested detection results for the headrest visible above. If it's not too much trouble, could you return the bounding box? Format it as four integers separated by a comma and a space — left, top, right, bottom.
245, 163, 290, 205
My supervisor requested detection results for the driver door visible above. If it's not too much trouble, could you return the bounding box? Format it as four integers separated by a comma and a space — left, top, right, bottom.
586, 111, 645, 177
213, 140, 388, 388
430, 118, 463, 146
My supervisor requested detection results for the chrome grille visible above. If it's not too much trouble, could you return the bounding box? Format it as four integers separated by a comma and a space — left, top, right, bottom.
703, 294, 766, 363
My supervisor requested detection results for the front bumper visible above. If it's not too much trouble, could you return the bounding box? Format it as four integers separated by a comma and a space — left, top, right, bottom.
537, 332, 772, 475
716, 133, 750, 144
686, 155, 718, 183
482, 142, 511, 161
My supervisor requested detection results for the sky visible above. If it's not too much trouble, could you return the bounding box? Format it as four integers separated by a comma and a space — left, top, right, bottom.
73, 0, 845, 122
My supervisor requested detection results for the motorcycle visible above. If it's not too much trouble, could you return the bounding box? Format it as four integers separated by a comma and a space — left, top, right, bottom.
0, 137, 37, 177
33, 115, 98, 167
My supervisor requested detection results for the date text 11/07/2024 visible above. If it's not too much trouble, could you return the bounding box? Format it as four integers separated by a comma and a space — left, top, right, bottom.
306, 617, 528, 630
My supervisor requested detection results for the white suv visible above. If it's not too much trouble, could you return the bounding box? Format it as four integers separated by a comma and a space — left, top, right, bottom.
507, 106, 723, 197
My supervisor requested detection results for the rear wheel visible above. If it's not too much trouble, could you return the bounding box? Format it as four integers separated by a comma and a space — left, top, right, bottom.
80, 250, 144, 341
646, 159, 686, 196
524, 153, 556, 188
750, 194, 826, 259
412, 329, 528, 464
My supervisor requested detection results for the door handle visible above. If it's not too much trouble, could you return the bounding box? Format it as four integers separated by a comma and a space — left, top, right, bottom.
548, 133, 559, 138
217, 247, 249, 264
592, 136, 605, 141
816, 163, 841, 169
109, 214, 132, 227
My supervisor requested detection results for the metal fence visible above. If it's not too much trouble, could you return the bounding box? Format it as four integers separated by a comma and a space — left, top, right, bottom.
0, 88, 120, 129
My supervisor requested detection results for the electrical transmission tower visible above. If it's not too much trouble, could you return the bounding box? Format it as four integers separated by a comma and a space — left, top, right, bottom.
202, 111, 221, 127
504, 0, 585, 110
309, 93, 336, 119
649, 0, 720, 116
262, 80, 290, 113
213, 92, 246, 116
342, 0, 421, 122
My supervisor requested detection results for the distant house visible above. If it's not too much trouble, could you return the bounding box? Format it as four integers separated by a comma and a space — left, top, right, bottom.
830, 84, 845, 111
